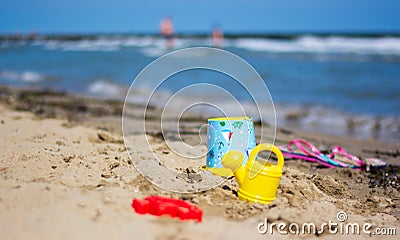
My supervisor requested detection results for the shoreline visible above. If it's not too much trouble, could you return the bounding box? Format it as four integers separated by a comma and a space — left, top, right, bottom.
0, 85, 399, 239
2, 83, 398, 144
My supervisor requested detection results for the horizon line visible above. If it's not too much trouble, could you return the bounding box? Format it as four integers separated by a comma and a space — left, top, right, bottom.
1, 30, 400, 40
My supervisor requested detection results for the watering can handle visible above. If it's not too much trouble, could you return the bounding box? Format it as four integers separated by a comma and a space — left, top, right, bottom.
247, 143, 285, 169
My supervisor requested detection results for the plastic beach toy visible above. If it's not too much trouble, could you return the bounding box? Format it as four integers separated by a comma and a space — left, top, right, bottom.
284, 138, 348, 168
206, 116, 256, 177
328, 145, 387, 171
279, 138, 387, 171
222, 143, 284, 204
132, 196, 202, 222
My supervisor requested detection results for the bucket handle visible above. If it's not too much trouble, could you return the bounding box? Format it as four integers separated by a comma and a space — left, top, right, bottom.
247, 143, 285, 170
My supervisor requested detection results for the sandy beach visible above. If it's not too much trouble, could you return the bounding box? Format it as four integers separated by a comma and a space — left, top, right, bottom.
0, 86, 399, 239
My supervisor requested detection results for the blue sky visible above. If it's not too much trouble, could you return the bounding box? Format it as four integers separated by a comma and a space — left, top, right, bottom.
1, 0, 400, 34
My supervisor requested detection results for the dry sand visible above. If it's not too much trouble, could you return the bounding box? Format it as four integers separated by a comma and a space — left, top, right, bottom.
0, 87, 399, 239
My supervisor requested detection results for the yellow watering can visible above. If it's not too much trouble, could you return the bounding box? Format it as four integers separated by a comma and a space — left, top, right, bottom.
222, 143, 284, 204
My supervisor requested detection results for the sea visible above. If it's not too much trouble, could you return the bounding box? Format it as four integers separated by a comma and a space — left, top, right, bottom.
0, 34, 399, 143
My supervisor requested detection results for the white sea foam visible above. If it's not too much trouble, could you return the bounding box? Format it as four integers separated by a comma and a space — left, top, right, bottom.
0, 69, 49, 83
119, 36, 153, 47
41, 36, 196, 53
36, 36, 400, 57
234, 36, 400, 55
38, 37, 215, 54
138, 38, 204, 57
44, 39, 122, 52
140, 46, 166, 57
87, 79, 127, 98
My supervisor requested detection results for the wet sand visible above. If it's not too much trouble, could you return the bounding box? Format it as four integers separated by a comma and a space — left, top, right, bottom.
0, 86, 399, 239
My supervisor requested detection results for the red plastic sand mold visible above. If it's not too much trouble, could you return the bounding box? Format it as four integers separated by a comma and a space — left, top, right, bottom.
132, 196, 203, 222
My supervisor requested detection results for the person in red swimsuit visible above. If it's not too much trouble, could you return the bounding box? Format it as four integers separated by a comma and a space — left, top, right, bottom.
212, 26, 224, 48
160, 17, 175, 49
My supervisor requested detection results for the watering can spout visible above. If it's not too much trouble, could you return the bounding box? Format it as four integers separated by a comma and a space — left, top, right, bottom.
221, 150, 246, 186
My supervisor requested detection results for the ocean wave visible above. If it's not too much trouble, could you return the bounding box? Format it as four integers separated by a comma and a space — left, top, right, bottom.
138, 38, 208, 57
6, 35, 400, 56
234, 36, 400, 56
41, 37, 201, 53
42, 37, 153, 51
44, 39, 122, 52
87, 79, 127, 98
0, 69, 55, 83
34, 37, 217, 54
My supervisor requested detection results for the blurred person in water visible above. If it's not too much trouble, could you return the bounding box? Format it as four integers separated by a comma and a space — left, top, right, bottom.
212, 25, 224, 48
160, 17, 175, 49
